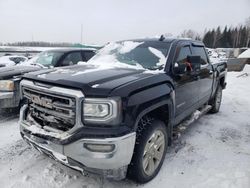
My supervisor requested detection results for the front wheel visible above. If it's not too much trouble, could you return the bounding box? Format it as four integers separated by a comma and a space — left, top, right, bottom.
210, 85, 222, 113
127, 117, 168, 183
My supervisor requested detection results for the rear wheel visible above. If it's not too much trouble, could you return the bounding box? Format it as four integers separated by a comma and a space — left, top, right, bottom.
210, 85, 222, 113
127, 117, 168, 183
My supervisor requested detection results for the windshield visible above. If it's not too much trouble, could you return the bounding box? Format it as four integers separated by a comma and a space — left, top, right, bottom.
33, 51, 63, 67
89, 41, 170, 70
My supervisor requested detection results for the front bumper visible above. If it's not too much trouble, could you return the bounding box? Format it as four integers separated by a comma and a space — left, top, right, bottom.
0, 91, 14, 99
0, 91, 20, 108
19, 105, 136, 180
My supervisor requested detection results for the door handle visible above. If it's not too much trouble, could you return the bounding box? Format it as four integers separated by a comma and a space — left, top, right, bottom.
209, 70, 213, 75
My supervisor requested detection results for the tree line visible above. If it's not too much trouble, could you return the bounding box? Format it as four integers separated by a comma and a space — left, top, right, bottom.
177, 17, 250, 49
203, 25, 250, 48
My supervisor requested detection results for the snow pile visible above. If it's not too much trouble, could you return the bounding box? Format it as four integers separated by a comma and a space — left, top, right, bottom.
0, 66, 250, 187
209, 57, 226, 64
207, 48, 227, 64
21, 114, 70, 139
238, 49, 250, 58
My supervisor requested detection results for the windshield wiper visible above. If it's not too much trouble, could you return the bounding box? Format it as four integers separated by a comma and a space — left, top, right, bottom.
148, 64, 165, 71
30, 63, 45, 68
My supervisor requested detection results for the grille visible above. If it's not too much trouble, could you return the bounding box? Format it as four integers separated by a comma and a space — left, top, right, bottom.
23, 86, 76, 132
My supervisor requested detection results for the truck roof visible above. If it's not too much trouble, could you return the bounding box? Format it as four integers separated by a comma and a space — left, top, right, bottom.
128, 37, 205, 46
46, 48, 96, 53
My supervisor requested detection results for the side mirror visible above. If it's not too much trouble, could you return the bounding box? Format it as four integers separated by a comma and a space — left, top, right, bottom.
187, 56, 201, 72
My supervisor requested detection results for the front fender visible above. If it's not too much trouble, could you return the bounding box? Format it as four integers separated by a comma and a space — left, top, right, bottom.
123, 83, 175, 133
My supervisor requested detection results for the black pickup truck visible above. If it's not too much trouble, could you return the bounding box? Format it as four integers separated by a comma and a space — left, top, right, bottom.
19, 38, 227, 183
0, 48, 95, 109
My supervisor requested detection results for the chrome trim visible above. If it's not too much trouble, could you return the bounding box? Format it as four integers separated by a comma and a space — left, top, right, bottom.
20, 79, 85, 134
30, 103, 75, 120
20, 80, 83, 99
23, 87, 76, 108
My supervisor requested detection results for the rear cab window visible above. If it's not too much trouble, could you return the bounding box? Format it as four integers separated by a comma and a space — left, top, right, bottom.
192, 46, 209, 66
61, 52, 83, 66
82, 51, 95, 61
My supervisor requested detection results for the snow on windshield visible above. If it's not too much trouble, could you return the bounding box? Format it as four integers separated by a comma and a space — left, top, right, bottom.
148, 47, 167, 67
119, 41, 143, 54
0, 56, 16, 67
18, 56, 39, 67
78, 42, 146, 71
78, 41, 168, 74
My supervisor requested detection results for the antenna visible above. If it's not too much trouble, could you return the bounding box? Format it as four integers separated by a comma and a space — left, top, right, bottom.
159, 34, 165, 41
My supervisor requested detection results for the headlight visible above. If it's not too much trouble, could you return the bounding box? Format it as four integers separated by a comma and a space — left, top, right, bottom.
0, 80, 15, 91
84, 103, 110, 118
83, 98, 121, 124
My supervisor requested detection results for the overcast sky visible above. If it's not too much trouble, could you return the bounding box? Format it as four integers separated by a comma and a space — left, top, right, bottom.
0, 0, 249, 45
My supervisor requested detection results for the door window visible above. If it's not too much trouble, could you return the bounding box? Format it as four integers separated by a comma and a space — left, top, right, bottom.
62, 52, 82, 66
174, 46, 192, 73
192, 47, 209, 65
176, 46, 192, 64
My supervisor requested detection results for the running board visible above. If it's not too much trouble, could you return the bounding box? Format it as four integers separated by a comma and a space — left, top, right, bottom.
173, 105, 212, 139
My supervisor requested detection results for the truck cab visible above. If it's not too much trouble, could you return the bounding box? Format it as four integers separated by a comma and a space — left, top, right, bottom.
19, 38, 227, 183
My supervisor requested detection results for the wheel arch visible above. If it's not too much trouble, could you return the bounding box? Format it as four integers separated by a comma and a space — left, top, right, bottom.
134, 98, 175, 146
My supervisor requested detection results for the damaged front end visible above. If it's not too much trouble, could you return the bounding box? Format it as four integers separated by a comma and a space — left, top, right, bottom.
19, 79, 136, 180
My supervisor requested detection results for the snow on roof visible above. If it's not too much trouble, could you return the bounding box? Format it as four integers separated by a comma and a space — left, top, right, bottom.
238, 49, 250, 58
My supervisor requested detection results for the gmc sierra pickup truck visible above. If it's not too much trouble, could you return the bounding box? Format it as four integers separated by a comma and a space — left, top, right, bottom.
19, 37, 227, 183
0, 48, 95, 109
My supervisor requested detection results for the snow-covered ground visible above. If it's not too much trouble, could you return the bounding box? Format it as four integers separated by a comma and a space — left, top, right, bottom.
0, 66, 250, 188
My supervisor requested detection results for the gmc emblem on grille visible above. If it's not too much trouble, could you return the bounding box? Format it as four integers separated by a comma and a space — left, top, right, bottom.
30, 94, 53, 109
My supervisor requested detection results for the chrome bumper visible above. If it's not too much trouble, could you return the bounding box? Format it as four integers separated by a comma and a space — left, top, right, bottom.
0, 91, 14, 99
19, 105, 136, 180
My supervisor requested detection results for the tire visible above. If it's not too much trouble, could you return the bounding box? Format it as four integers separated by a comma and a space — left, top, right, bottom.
210, 85, 222, 113
127, 116, 168, 183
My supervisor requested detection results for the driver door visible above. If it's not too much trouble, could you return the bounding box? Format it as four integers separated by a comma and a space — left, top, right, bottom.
173, 44, 200, 124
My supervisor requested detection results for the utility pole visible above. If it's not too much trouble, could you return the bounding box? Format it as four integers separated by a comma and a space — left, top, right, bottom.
81, 24, 83, 44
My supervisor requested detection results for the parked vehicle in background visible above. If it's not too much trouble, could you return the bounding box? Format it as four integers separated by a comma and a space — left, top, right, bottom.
0, 48, 96, 109
0, 55, 28, 67
19, 38, 227, 183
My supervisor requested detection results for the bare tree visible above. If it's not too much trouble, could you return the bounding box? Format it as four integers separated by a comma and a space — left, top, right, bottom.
246, 17, 250, 47
180, 29, 201, 40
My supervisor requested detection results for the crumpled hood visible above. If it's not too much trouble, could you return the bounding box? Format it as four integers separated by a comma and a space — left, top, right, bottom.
23, 64, 164, 97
